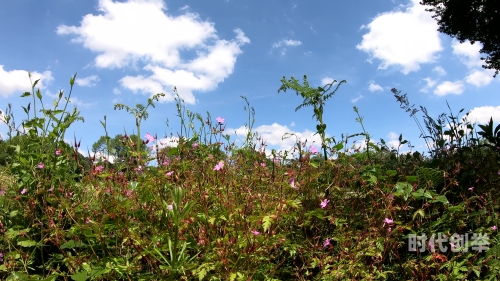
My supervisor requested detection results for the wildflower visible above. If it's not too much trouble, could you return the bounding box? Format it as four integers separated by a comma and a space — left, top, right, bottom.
167, 204, 173, 210
492, 226, 497, 231
323, 238, 331, 247
289, 177, 296, 188
251, 230, 260, 236
192, 142, 199, 149
162, 159, 170, 166
145, 133, 155, 143
166, 171, 173, 176
216, 116, 225, 124
95, 166, 104, 172
55, 149, 62, 156
309, 146, 319, 154
214, 161, 224, 171
0, 188, 5, 196
450, 242, 456, 249
260, 162, 266, 167
273, 158, 280, 163
21, 188, 27, 195
468, 187, 474, 191
0, 252, 3, 262
320, 199, 330, 209
383, 218, 394, 225
135, 165, 143, 174
38, 162, 44, 169
387, 227, 392, 234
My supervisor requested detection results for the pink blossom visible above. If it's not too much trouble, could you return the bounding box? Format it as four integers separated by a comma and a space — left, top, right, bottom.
95, 166, 104, 172
492, 226, 497, 231
214, 161, 224, 171
167, 204, 173, 210
38, 162, 44, 169
260, 162, 266, 167
0, 188, 5, 196
251, 230, 260, 236
273, 158, 280, 163
192, 142, 199, 149
145, 133, 155, 143
309, 146, 319, 154
21, 188, 27, 195
468, 187, 474, 191
216, 117, 225, 124
289, 177, 296, 188
55, 149, 61, 156
162, 159, 170, 166
323, 238, 331, 247
383, 218, 394, 225
166, 171, 173, 176
320, 199, 330, 209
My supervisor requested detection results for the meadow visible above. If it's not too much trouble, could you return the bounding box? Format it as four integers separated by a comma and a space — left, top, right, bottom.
0, 73, 499, 280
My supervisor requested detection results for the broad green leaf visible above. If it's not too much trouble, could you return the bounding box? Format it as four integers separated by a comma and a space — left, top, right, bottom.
61, 240, 85, 249
263, 215, 273, 232
17, 240, 38, 247
71, 271, 88, 281
386, 170, 397, 177
431, 195, 449, 204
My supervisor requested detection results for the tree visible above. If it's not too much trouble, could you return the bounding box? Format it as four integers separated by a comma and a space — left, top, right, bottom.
421, 0, 500, 77
91, 133, 148, 163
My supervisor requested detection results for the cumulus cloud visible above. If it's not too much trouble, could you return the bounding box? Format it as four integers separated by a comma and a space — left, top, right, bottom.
356, 0, 442, 74
0, 66, 53, 97
451, 39, 483, 69
230, 123, 324, 157
434, 80, 464, 96
321, 77, 337, 86
467, 106, 500, 125
57, 0, 249, 104
75, 75, 100, 87
368, 82, 383, 92
68, 97, 96, 108
432, 66, 446, 76
420, 77, 437, 93
465, 69, 495, 87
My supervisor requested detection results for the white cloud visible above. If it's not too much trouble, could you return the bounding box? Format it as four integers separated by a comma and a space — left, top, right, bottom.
432, 66, 446, 76
272, 39, 302, 48
0, 66, 53, 97
57, 0, 249, 104
434, 80, 464, 96
351, 94, 363, 103
356, 0, 442, 74
68, 97, 96, 108
451, 39, 483, 69
75, 75, 100, 87
420, 77, 437, 93
368, 82, 383, 92
465, 69, 495, 87
230, 123, 324, 157
321, 77, 337, 85
467, 106, 500, 125
113, 87, 121, 95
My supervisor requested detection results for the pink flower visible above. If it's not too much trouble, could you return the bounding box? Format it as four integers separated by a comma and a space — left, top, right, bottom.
162, 159, 170, 166
320, 199, 330, 209
251, 230, 260, 236
260, 162, 266, 167
145, 133, 155, 143
214, 161, 224, 171
216, 117, 225, 124
38, 162, 44, 169
309, 146, 318, 154
167, 204, 173, 210
55, 149, 61, 156
192, 142, 199, 149
323, 238, 331, 247
95, 166, 104, 172
21, 188, 27, 195
273, 158, 280, 163
289, 177, 296, 188
0, 188, 5, 196
492, 226, 497, 231
383, 218, 394, 225
468, 187, 474, 191
166, 171, 173, 176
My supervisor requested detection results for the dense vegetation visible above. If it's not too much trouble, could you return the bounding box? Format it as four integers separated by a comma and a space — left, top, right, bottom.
0, 74, 499, 280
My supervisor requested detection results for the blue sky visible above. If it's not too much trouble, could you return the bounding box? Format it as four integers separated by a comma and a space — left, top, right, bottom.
1, 0, 499, 160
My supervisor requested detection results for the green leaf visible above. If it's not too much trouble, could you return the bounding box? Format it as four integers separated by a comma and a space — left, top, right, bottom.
386, 170, 397, 177
9, 210, 18, 218
61, 240, 85, 249
430, 195, 449, 204
17, 240, 38, 247
71, 271, 88, 281
263, 215, 273, 232
21, 91, 31, 97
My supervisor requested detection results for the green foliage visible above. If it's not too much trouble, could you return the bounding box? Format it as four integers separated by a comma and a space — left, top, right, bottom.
0, 73, 499, 280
